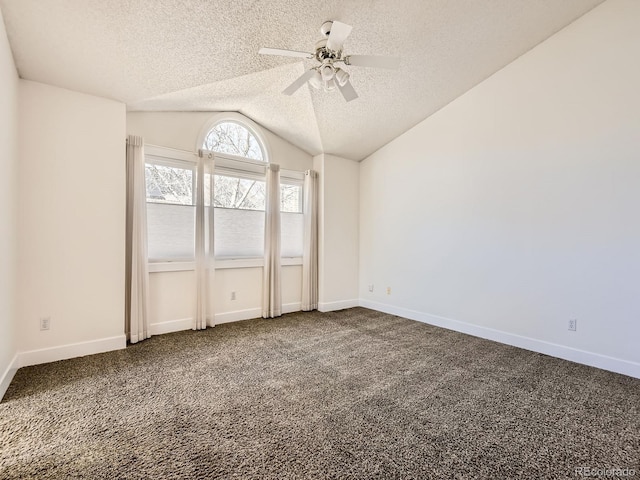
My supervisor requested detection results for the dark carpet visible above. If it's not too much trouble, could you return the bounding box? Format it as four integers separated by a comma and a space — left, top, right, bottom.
1, 308, 639, 479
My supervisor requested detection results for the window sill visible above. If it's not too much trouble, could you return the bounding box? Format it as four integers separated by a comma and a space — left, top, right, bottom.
148, 257, 302, 273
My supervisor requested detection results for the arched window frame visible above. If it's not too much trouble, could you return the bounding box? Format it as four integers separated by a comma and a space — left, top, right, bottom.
196, 113, 271, 164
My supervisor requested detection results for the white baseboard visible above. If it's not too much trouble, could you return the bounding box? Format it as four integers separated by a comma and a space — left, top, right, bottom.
17, 335, 127, 369
150, 317, 193, 335
360, 299, 640, 380
215, 308, 262, 325
151, 303, 303, 332
215, 303, 302, 324
0, 354, 19, 402
282, 302, 302, 314
318, 299, 360, 312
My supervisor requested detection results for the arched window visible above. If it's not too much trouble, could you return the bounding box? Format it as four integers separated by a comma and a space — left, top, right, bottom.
202, 121, 266, 161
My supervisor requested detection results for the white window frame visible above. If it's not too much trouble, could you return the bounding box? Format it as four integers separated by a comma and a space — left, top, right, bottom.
196, 112, 272, 164
144, 145, 304, 273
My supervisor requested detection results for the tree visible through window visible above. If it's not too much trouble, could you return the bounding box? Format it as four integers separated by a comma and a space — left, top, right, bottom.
143, 121, 303, 261
203, 121, 267, 211
203, 121, 265, 161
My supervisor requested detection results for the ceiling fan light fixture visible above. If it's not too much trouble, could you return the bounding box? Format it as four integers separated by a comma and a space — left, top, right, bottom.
308, 69, 323, 89
335, 68, 350, 87
321, 64, 335, 82
323, 78, 337, 91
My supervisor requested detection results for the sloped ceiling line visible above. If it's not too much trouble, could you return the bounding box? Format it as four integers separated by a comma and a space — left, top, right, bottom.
0, 0, 604, 160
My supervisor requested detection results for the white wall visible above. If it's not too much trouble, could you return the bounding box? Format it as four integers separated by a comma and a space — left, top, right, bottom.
314, 154, 360, 311
127, 111, 313, 329
0, 8, 19, 397
17, 81, 127, 363
127, 111, 312, 171
359, 0, 640, 378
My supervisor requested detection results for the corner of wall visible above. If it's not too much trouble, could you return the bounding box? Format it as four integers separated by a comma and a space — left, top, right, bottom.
314, 154, 360, 306
0, 5, 20, 402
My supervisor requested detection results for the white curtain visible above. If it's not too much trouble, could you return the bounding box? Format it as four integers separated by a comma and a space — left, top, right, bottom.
263, 163, 282, 318
194, 150, 215, 330
302, 170, 319, 311
125, 135, 150, 343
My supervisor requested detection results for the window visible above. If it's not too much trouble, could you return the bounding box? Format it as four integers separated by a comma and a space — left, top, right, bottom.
203, 121, 265, 161
203, 117, 303, 260
145, 159, 197, 262
206, 120, 268, 260
213, 171, 266, 259
212, 170, 304, 259
144, 115, 304, 266
280, 180, 303, 258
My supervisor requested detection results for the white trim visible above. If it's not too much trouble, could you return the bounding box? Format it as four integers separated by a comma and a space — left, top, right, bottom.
145, 144, 195, 162
16, 335, 126, 369
281, 169, 305, 182
150, 318, 193, 336
215, 154, 267, 175
149, 257, 303, 273
359, 299, 640, 380
215, 302, 302, 324
214, 257, 302, 268
318, 299, 360, 312
214, 308, 262, 324
0, 354, 19, 402
151, 303, 302, 333
149, 261, 195, 273
216, 258, 263, 269
282, 257, 303, 267
283, 302, 302, 314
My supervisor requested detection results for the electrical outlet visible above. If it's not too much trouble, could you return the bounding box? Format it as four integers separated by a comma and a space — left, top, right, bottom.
368, 284, 374, 293
231, 291, 236, 301
386, 287, 391, 295
568, 318, 577, 331
40, 317, 50, 331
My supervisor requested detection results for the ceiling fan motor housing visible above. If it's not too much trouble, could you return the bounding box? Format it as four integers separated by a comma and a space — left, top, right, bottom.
315, 39, 339, 62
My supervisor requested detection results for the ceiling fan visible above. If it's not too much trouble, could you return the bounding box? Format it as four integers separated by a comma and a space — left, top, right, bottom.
259, 21, 400, 102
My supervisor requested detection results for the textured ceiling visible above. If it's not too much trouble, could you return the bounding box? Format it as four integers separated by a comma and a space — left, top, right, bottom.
0, 0, 604, 160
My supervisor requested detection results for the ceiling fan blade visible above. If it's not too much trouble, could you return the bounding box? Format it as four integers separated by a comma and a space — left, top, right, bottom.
282, 69, 316, 96
326, 21, 353, 52
338, 79, 358, 102
259, 47, 313, 59
345, 55, 400, 69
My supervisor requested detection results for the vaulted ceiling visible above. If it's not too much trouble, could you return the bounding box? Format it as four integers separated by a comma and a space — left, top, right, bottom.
0, 0, 604, 160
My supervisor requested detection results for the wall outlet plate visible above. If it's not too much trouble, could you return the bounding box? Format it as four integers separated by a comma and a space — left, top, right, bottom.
568, 318, 577, 331
40, 317, 50, 331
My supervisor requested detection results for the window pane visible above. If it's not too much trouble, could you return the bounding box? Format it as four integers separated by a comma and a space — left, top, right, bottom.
214, 175, 265, 210
281, 184, 302, 213
281, 212, 303, 257
214, 208, 264, 258
147, 203, 194, 260
203, 122, 264, 161
145, 164, 193, 205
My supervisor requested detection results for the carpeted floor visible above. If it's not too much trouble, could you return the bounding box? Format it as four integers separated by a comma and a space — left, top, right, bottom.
1, 307, 639, 479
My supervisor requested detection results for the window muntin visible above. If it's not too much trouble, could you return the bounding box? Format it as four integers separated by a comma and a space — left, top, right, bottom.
203, 121, 265, 161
